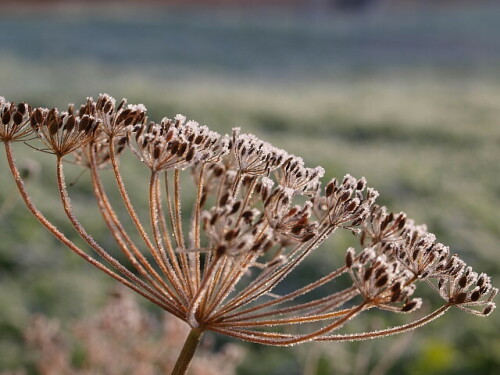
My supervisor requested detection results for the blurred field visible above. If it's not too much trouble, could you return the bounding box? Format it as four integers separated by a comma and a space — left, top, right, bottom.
0, 4, 499, 374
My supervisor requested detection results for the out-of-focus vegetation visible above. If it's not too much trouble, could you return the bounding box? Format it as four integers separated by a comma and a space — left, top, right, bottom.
0, 3, 499, 374
0, 287, 244, 375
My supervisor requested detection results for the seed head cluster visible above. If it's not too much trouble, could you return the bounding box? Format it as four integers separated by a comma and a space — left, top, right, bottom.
0, 94, 496, 350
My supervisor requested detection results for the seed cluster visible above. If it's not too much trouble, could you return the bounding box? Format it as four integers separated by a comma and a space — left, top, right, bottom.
0, 97, 32, 142
0, 94, 496, 349
129, 115, 225, 172
30, 107, 99, 157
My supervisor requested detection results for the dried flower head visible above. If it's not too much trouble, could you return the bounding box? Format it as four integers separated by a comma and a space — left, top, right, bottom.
232, 128, 287, 177
128, 115, 224, 172
0, 97, 33, 142
0, 94, 495, 375
30, 106, 99, 157
276, 155, 324, 195
437, 261, 497, 316
81, 94, 147, 137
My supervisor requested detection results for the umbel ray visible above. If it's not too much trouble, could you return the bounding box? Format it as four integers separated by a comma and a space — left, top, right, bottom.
0, 95, 496, 375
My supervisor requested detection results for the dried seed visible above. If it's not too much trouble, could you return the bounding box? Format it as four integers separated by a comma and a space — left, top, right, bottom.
345, 250, 354, 268
454, 292, 467, 304
13, 112, 23, 126
219, 193, 229, 206
2, 111, 10, 125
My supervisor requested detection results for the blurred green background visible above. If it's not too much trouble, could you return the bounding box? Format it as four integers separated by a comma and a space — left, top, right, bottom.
0, 1, 499, 374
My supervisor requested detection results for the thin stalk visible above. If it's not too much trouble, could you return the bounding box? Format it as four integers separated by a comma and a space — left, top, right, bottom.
90, 160, 177, 298
204, 251, 260, 318
193, 165, 205, 289
165, 171, 192, 296
202, 221, 272, 318
108, 141, 189, 306
149, 172, 189, 304
3, 143, 180, 318
193, 165, 205, 249
231, 170, 242, 196
217, 286, 358, 324
171, 327, 204, 375
317, 304, 452, 342
203, 224, 274, 311
148, 172, 170, 269
89, 149, 168, 295
209, 262, 346, 322
186, 253, 222, 327
174, 169, 186, 248
198, 256, 228, 318
214, 306, 358, 328
165, 171, 181, 247
215, 169, 227, 205
155, 176, 187, 291
56, 157, 183, 310
212, 302, 367, 346
216, 226, 336, 316
239, 261, 344, 316
108, 139, 162, 269
92, 175, 162, 289
235, 176, 257, 227
174, 168, 198, 296
217, 241, 318, 315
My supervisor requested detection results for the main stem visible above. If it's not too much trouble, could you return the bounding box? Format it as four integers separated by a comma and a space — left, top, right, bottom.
171, 327, 204, 375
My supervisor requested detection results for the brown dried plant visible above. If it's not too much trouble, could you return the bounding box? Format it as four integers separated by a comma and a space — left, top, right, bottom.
6, 287, 244, 375
0, 95, 496, 375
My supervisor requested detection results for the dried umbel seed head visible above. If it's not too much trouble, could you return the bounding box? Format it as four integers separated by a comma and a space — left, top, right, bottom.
396, 232, 450, 279
263, 186, 317, 243
170, 116, 229, 165
0, 97, 33, 142
360, 205, 407, 247
30, 107, 99, 157
202, 199, 271, 257
313, 174, 378, 230
232, 128, 288, 177
347, 247, 419, 312
438, 264, 498, 316
133, 121, 189, 171
91, 94, 147, 137
129, 115, 226, 172
162, 116, 225, 157
277, 155, 324, 196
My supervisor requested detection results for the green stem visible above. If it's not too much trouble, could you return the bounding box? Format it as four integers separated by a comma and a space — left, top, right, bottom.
171, 327, 204, 375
